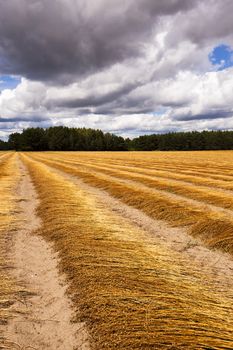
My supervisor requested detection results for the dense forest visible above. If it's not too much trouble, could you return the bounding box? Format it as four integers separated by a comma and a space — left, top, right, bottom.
1, 127, 233, 151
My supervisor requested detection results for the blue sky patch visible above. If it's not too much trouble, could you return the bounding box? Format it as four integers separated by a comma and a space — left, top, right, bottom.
0, 75, 21, 91
209, 44, 233, 70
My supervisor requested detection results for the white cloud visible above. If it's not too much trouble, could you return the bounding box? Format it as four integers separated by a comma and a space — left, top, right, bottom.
0, 0, 233, 138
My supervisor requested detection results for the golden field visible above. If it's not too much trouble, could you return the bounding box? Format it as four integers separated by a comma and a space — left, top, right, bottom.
1, 151, 233, 349
30, 151, 233, 254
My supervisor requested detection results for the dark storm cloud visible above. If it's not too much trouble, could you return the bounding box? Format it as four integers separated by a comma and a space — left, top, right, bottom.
48, 81, 140, 108
175, 110, 233, 121
80, 92, 156, 116
0, 116, 48, 123
95, 107, 153, 116
166, 0, 233, 48
0, 0, 199, 82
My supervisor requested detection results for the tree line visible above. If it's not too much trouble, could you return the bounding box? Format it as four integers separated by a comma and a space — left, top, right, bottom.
6, 127, 127, 151
1, 127, 233, 151
130, 130, 233, 151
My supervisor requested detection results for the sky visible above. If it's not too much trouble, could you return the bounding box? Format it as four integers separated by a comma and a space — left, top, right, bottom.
0, 0, 233, 140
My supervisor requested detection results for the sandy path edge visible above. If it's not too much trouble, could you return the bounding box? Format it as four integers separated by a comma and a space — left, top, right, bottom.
2, 155, 90, 350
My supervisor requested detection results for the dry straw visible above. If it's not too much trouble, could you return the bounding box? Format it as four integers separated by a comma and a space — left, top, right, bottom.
0, 154, 22, 349
30, 152, 233, 255
22, 153, 233, 349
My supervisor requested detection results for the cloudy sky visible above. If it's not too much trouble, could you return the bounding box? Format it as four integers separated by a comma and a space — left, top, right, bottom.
0, 0, 233, 139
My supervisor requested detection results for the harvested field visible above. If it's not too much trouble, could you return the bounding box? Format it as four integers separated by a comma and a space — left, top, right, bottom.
28, 151, 233, 254
1, 151, 233, 349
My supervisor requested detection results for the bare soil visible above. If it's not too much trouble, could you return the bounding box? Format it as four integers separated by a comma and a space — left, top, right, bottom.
3, 156, 90, 350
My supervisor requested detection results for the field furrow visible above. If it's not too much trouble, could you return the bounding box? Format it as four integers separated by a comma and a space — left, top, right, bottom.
31, 154, 233, 210
48, 151, 233, 175
26, 152, 233, 255
21, 153, 233, 350
31, 152, 233, 193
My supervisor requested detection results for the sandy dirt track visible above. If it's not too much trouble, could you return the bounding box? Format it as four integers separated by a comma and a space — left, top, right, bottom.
3, 155, 89, 350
